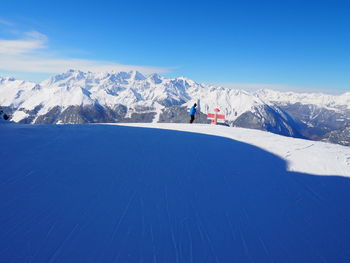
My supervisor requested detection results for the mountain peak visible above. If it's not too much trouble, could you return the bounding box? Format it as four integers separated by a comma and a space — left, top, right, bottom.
128, 70, 146, 80
148, 73, 163, 84
43, 69, 86, 85
0, 76, 16, 82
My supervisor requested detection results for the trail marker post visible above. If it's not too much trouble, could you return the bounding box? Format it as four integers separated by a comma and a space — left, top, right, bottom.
207, 108, 225, 125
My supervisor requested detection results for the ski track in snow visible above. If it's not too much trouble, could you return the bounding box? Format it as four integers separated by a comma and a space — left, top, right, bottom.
1, 123, 350, 262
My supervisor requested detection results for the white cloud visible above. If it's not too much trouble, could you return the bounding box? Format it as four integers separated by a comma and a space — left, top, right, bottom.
0, 30, 169, 75
0, 55, 169, 74
0, 33, 47, 55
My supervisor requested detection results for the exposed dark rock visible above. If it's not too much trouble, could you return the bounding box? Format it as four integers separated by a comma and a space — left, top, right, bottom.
2, 99, 349, 146
233, 105, 303, 138
158, 106, 210, 124
122, 112, 157, 123
133, 105, 155, 112
35, 106, 62, 124
0, 106, 15, 117
18, 105, 44, 124
277, 103, 349, 140
323, 125, 350, 146
157, 98, 187, 107
26, 104, 128, 124
0, 107, 11, 121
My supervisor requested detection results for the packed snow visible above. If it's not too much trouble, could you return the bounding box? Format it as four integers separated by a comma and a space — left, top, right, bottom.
1, 123, 350, 262
110, 123, 350, 177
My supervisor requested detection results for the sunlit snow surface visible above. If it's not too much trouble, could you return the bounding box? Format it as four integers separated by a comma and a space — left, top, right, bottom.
1, 123, 350, 262
114, 123, 350, 177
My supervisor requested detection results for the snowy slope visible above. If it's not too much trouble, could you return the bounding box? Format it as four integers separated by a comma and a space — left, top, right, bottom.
0, 77, 38, 107
1, 123, 350, 263
112, 123, 350, 177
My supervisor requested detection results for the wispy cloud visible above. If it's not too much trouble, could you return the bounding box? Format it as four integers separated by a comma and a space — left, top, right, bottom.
216, 82, 303, 92
0, 30, 47, 55
0, 56, 169, 74
217, 82, 347, 95
0, 18, 14, 26
0, 29, 169, 75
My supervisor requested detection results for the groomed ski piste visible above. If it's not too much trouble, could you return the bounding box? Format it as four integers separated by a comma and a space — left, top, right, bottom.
111, 123, 350, 177
1, 122, 350, 262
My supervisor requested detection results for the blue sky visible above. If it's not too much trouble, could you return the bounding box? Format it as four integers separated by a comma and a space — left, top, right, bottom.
0, 0, 349, 93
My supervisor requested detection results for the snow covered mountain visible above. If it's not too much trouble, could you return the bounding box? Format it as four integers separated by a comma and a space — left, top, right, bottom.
0, 70, 349, 145
0, 70, 299, 135
323, 124, 350, 146
256, 89, 350, 110
0, 70, 270, 122
256, 89, 350, 145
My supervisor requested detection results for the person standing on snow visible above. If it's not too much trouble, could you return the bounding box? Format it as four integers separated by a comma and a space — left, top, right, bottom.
189, 103, 197, 123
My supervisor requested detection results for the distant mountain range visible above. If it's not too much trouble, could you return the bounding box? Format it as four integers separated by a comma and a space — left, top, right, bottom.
1, 70, 349, 146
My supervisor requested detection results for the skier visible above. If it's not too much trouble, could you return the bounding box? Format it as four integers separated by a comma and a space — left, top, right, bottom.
189, 103, 197, 123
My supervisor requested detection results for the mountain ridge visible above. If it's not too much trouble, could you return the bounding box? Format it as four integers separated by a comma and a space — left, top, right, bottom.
1, 70, 349, 145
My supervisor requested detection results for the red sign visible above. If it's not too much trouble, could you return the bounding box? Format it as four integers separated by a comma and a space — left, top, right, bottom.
207, 109, 226, 124
208, 113, 225, 120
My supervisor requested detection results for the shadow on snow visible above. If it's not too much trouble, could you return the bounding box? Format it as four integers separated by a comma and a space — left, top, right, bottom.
1, 124, 350, 262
